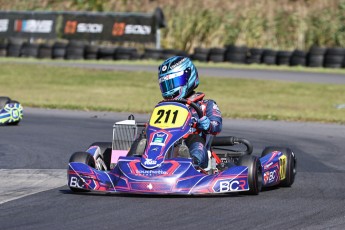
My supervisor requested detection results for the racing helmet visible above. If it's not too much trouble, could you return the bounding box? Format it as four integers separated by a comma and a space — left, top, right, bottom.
158, 56, 199, 99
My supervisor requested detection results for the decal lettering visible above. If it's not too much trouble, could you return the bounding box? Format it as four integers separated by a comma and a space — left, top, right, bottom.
144, 158, 157, 165
69, 176, 84, 188
279, 155, 287, 180
216, 179, 247, 192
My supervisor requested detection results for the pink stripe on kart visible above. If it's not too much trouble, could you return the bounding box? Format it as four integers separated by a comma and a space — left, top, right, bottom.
111, 150, 128, 163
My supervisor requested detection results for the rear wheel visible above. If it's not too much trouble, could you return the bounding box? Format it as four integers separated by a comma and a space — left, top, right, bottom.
261, 147, 297, 187
237, 155, 262, 195
69, 152, 95, 192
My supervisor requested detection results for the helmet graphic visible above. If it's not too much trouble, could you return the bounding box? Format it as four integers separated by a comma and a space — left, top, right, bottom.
158, 56, 199, 99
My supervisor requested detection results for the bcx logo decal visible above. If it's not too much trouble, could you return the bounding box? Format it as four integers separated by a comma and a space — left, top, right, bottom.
69, 176, 84, 189
213, 179, 247, 193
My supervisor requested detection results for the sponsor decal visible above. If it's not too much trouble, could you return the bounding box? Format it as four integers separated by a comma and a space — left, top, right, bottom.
77, 23, 103, 33
64, 21, 103, 34
147, 183, 153, 190
0, 19, 9, 32
112, 23, 151, 36
162, 65, 167, 71
14, 19, 53, 33
135, 169, 168, 175
144, 158, 157, 165
264, 162, 273, 170
170, 58, 186, 69
64, 20, 77, 34
69, 176, 84, 189
159, 71, 184, 83
279, 155, 287, 180
151, 132, 168, 146
264, 171, 270, 184
213, 179, 247, 193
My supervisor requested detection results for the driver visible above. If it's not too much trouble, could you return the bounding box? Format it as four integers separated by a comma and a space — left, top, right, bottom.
158, 56, 222, 168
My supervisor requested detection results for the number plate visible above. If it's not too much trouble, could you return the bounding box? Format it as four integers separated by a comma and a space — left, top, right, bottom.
149, 104, 189, 129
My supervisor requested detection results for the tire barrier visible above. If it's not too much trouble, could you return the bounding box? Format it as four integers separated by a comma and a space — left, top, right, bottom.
246, 48, 263, 64
114, 47, 140, 60
208, 48, 226, 63
20, 42, 40, 58
141, 48, 162, 60
190, 48, 209, 62
323, 47, 345, 68
84, 45, 99, 60
261, 49, 277, 65
52, 41, 68, 59
225, 45, 247, 64
1, 39, 345, 69
38, 43, 53, 59
97, 46, 116, 60
0, 41, 8, 57
307, 46, 326, 67
290, 49, 307, 66
276, 51, 292, 66
65, 40, 86, 60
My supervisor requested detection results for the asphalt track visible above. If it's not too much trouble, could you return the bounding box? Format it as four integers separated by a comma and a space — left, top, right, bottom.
0, 107, 344, 230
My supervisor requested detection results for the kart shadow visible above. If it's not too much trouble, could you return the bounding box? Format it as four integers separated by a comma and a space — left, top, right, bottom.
59, 189, 248, 198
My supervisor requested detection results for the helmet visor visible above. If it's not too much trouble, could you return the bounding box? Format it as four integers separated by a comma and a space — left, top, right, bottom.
159, 70, 190, 94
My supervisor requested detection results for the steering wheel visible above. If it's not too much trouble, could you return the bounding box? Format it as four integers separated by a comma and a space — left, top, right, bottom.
161, 98, 203, 118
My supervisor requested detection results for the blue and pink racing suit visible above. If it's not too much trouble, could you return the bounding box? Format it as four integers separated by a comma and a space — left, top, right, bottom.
184, 92, 222, 168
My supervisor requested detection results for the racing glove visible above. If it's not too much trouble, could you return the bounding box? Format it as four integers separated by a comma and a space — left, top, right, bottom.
197, 116, 210, 131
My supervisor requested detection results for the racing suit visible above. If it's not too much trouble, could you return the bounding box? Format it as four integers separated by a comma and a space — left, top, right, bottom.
184, 92, 222, 168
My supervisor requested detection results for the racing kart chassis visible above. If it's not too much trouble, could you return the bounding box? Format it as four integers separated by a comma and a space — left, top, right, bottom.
68, 99, 296, 195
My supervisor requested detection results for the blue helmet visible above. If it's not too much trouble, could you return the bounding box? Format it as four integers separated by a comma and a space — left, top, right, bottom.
158, 56, 199, 99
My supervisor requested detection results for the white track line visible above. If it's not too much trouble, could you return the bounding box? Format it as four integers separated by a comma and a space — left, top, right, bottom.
0, 169, 66, 204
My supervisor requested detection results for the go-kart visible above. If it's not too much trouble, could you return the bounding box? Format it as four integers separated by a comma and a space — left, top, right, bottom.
67, 99, 296, 195
0, 96, 23, 125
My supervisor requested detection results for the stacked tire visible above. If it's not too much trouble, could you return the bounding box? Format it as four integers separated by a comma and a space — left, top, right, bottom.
306, 46, 326, 67
20, 42, 40, 58
114, 47, 139, 60
142, 48, 162, 60
208, 47, 226, 62
224, 45, 247, 64
276, 51, 292, 66
38, 43, 53, 59
246, 48, 263, 64
65, 40, 85, 60
290, 49, 306, 66
160, 49, 188, 60
0, 41, 7, 57
261, 49, 277, 65
323, 47, 345, 68
191, 47, 209, 62
97, 46, 116, 60
52, 41, 68, 59
7, 38, 25, 57
84, 45, 98, 60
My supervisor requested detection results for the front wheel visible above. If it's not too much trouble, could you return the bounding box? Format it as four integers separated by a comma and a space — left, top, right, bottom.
69, 152, 95, 192
237, 155, 262, 195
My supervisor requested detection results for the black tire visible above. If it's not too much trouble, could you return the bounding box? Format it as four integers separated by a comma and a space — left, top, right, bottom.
88, 142, 112, 170
225, 45, 248, 63
69, 151, 95, 192
276, 51, 292, 65
0, 96, 10, 110
208, 48, 226, 63
237, 155, 262, 195
191, 48, 209, 62
290, 50, 306, 66
261, 49, 277, 65
52, 42, 68, 59
98, 47, 116, 60
261, 146, 296, 187
38, 44, 53, 59
20, 43, 40, 58
142, 48, 162, 60
7, 44, 22, 57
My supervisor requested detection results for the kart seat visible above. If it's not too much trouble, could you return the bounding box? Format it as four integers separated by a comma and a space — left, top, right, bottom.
0, 97, 10, 110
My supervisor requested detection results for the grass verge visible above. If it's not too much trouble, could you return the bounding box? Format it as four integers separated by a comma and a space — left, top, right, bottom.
0, 62, 344, 124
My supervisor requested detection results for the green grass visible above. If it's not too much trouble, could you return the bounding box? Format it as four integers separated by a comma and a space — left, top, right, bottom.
1, 62, 344, 124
